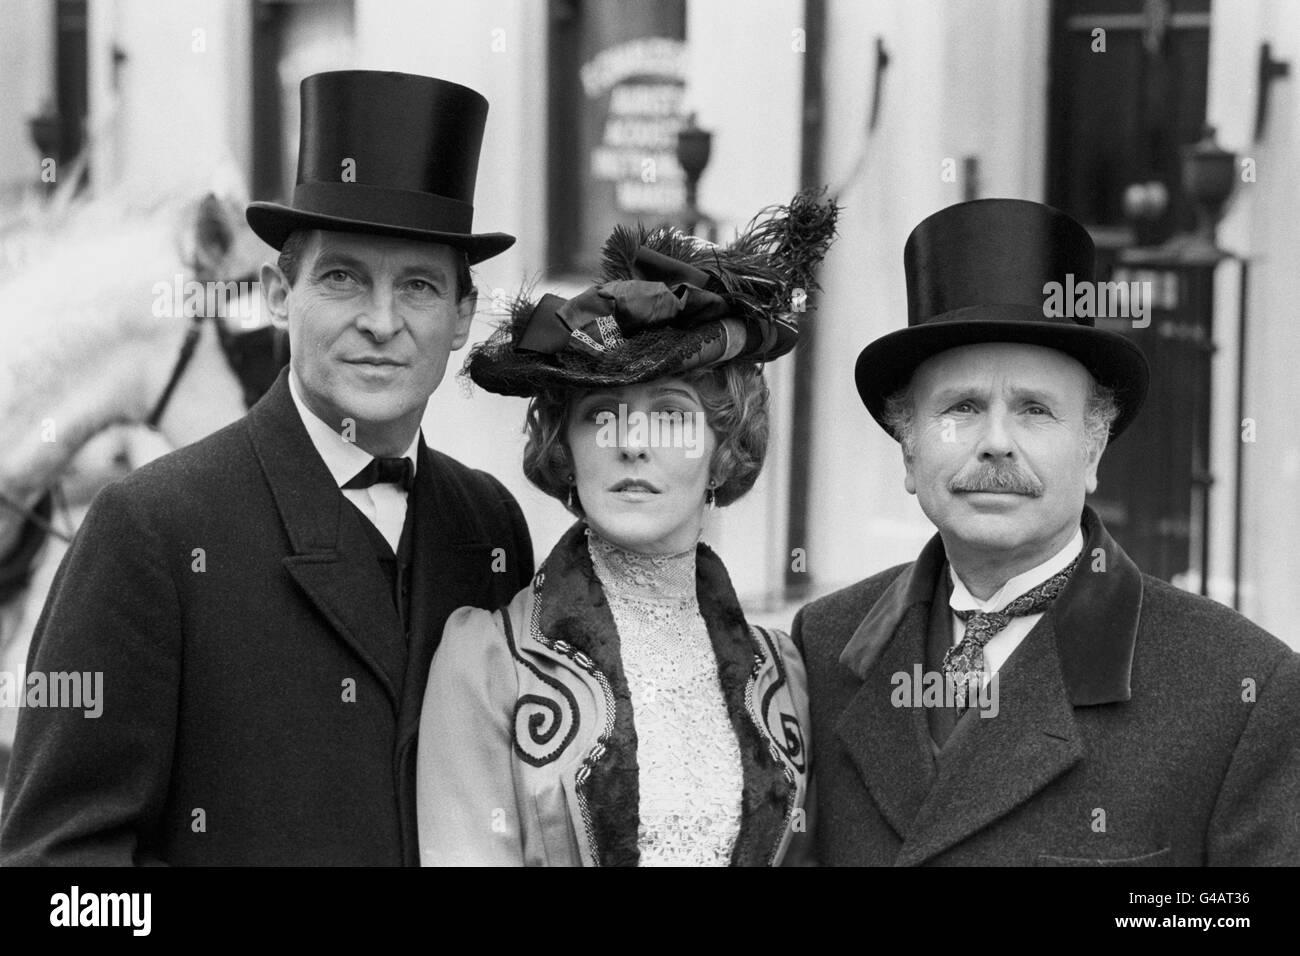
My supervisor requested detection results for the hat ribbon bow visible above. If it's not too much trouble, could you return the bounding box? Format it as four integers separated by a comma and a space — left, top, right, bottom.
517, 247, 730, 358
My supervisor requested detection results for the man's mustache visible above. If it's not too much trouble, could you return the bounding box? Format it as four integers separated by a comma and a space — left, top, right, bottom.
949, 462, 1044, 497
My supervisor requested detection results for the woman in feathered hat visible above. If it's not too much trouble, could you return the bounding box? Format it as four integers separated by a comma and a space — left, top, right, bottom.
415, 191, 837, 866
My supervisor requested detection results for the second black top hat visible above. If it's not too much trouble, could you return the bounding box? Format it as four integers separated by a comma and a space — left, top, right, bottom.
855, 198, 1149, 440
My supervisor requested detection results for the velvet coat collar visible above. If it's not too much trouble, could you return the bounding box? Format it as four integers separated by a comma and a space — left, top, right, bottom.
839, 506, 1142, 705
531, 522, 796, 867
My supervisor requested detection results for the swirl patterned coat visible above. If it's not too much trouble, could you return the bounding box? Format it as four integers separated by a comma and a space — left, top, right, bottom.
416, 522, 811, 866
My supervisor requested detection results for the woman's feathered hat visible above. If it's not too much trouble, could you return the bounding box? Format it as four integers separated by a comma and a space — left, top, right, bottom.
464, 189, 838, 396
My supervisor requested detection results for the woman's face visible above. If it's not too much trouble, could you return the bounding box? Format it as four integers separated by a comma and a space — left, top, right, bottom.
566, 377, 718, 555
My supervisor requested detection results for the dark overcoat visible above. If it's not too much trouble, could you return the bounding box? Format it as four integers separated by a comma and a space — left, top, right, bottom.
0, 370, 533, 865
796, 507, 1300, 866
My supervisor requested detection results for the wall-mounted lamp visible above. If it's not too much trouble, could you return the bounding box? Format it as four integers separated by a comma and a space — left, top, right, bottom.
868, 36, 890, 133
28, 99, 64, 183
1254, 42, 1290, 142
1180, 125, 1236, 261
676, 112, 714, 237
112, 44, 129, 91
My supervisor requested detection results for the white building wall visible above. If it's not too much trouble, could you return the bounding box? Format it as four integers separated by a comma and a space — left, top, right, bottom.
682, 0, 804, 607
1208, 0, 1300, 646
86, 0, 250, 205
805, 0, 1051, 597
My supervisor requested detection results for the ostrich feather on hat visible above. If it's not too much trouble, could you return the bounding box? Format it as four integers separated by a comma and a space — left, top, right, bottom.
464, 188, 839, 397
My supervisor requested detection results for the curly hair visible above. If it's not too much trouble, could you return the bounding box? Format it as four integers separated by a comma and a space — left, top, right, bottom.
523, 363, 771, 514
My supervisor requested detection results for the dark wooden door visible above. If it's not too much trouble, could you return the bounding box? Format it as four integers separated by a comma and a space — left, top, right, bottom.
1047, 0, 1210, 239
1046, 0, 1214, 586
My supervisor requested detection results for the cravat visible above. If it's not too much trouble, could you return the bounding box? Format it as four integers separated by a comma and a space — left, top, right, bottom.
942, 557, 1078, 710
342, 456, 414, 493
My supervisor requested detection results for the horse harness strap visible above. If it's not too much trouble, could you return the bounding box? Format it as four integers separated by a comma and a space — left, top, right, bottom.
146, 316, 205, 430
0, 488, 71, 563
146, 272, 290, 430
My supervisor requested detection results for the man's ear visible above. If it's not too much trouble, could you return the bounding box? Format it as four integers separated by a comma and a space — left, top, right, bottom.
1083, 434, 1107, 495
261, 262, 291, 329
903, 452, 918, 495
451, 288, 478, 350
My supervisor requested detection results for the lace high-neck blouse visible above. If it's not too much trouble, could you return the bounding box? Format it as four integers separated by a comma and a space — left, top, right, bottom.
586, 528, 744, 866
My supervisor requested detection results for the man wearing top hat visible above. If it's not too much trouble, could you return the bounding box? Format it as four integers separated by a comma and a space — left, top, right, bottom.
796, 198, 1300, 866
0, 71, 534, 865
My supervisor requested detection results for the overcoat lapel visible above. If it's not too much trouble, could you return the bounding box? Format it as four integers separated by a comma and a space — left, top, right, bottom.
896, 614, 1084, 866
397, 436, 499, 739
392, 436, 499, 865
247, 371, 407, 708
834, 536, 945, 839
834, 603, 937, 840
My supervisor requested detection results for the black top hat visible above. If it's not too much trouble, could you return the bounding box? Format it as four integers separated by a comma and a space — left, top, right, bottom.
464, 189, 839, 397
855, 198, 1149, 440
246, 70, 514, 263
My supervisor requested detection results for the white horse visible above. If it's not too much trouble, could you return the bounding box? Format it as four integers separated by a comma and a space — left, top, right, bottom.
0, 180, 281, 777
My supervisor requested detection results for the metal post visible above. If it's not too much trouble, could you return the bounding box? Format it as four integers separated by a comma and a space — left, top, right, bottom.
1233, 258, 1249, 611
784, 0, 826, 600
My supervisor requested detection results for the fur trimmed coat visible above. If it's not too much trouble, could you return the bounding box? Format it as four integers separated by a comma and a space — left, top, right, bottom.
416, 522, 811, 866
796, 506, 1300, 866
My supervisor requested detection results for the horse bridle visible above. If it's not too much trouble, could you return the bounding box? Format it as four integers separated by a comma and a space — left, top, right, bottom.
1, 286, 288, 556
145, 315, 206, 429
147, 282, 289, 429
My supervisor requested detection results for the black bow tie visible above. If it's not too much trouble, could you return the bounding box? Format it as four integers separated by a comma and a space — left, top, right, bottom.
342, 457, 414, 493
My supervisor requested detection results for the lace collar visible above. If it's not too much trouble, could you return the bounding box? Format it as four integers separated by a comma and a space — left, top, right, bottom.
585, 527, 696, 603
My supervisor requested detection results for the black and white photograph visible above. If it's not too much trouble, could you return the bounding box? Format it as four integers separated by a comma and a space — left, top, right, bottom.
0, 0, 1295, 927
